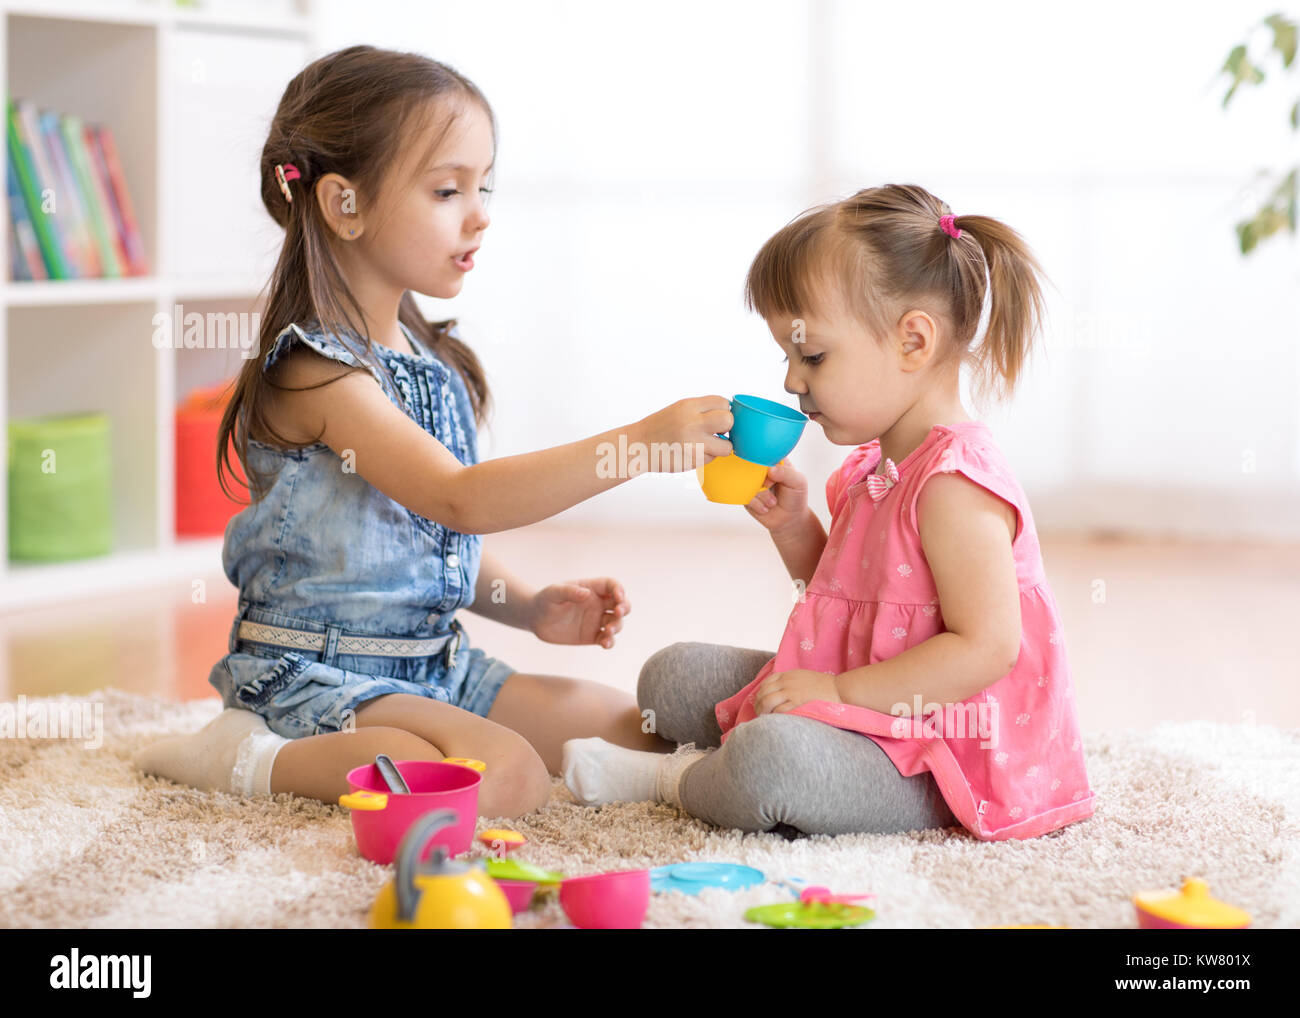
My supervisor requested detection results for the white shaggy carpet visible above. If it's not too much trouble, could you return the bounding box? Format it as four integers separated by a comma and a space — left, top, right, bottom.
0, 689, 1295, 928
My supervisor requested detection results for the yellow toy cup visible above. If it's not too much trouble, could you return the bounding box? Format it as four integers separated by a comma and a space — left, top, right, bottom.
697, 454, 774, 505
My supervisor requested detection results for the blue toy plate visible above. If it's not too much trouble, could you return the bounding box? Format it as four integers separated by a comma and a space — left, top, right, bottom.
651, 863, 765, 895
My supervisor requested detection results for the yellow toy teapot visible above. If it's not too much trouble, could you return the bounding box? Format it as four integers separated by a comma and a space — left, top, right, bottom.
370, 808, 512, 929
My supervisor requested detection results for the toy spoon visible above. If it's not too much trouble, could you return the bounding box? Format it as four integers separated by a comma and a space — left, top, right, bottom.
374, 754, 410, 795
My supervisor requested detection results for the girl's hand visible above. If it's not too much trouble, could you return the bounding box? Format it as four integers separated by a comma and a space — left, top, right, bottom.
529, 578, 630, 649
745, 459, 809, 536
635, 397, 734, 471
754, 668, 841, 715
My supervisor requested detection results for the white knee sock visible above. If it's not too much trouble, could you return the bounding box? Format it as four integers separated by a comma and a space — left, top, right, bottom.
133, 707, 289, 797
562, 737, 707, 807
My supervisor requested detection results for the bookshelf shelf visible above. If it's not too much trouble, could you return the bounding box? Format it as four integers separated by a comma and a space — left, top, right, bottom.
4, 277, 162, 305
0, 0, 318, 613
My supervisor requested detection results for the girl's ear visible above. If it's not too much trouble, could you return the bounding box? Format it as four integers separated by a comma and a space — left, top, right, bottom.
315, 171, 364, 240
896, 309, 938, 369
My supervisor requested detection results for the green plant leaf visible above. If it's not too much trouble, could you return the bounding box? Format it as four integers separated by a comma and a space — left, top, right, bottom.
1225, 43, 1247, 75
1237, 219, 1257, 254
1279, 168, 1299, 232
1235, 169, 1300, 255
1222, 43, 1268, 106
1223, 44, 1247, 106
1266, 13, 1297, 68
1224, 21, 1300, 257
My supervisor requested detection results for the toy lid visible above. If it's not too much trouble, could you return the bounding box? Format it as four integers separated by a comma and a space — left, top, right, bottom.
1132, 878, 1251, 928
744, 901, 874, 929
485, 857, 564, 884
651, 862, 765, 895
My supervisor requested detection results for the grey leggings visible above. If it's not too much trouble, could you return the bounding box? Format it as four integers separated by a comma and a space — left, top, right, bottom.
638, 642, 958, 837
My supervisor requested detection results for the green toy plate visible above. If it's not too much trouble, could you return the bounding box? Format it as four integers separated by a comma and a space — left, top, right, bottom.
744, 901, 875, 929
485, 857, 564, 884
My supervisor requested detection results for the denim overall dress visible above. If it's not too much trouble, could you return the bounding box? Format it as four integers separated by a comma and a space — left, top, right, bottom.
207, 319, 516, 740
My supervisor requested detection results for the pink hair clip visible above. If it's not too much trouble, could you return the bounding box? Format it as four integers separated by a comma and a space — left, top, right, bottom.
939, 214, 961, 239
275, 163, 301, 203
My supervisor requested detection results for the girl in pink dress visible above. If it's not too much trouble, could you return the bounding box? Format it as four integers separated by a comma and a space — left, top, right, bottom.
564, 184, 1096, 841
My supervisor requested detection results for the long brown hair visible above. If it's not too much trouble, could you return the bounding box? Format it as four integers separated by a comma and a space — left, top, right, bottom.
744, 184, 1052, 412
217, 45, 495, 505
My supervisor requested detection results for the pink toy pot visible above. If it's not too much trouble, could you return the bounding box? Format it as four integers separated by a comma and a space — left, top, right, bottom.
339, 758, 484, 865
494, 879, 537, 914
560, 870, 651, 929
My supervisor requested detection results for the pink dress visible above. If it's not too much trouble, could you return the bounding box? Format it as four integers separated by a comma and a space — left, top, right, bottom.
714, 422, 1096, 841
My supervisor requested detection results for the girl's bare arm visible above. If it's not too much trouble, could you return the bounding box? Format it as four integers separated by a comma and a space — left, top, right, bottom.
278, 350, 731, 534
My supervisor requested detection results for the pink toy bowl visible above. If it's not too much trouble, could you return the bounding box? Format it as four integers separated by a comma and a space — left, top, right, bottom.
339, 759, 484, 865
560, 870, 651, 929
494, 878, 537, 914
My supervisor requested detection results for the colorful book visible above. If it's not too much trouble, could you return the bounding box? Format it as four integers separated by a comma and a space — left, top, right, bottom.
90, 124, 147, 275
41, 110, 99, 276
6, 99, 70, 279
8, 217, 27, 280
7, 151, 47, 280
60, 114, 121, 277
4, 100, 147, 280
15, 98, 80, 276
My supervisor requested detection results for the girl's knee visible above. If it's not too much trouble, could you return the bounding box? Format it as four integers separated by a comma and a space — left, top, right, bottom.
637, 641, 705, 709
719, 715, 818, 800
637, 642, 682, 708
484, 735, 551, 817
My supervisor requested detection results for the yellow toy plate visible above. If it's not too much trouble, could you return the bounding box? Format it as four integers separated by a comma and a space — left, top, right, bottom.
479, 828, 527, 848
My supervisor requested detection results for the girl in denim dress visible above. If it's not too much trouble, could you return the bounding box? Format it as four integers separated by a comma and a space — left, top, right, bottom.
134, 46, 733, 818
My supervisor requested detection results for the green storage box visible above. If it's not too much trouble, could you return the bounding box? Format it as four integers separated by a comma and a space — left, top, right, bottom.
8, 412, 114, 561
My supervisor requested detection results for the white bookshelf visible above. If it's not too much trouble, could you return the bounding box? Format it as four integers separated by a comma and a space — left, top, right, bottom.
0, 0, 320, 611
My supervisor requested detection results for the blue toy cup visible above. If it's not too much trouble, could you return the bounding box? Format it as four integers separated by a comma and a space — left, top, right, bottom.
722, 395, 807, 466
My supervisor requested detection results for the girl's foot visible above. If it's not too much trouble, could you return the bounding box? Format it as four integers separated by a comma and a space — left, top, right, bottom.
133, 707, 289, 796
561, 737, 707, 807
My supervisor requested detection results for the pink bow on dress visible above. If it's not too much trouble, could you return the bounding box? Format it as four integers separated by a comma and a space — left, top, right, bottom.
866, 457, 899, 502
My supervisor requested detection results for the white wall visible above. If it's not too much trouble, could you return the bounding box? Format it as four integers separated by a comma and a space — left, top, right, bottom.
312, 0, 1300, 535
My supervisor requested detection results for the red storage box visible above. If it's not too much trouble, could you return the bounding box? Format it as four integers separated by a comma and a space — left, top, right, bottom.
175, 380, 245, 537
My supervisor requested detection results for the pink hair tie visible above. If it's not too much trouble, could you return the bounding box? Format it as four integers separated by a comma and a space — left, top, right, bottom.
939, 214, 961, 239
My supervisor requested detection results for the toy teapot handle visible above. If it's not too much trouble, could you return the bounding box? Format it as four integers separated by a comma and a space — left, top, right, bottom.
395, 808, 460, 924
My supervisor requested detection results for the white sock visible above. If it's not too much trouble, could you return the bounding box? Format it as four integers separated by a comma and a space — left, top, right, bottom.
655, 743, 709, 809
562, 737, 708, 807
133, 707, 289, 797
